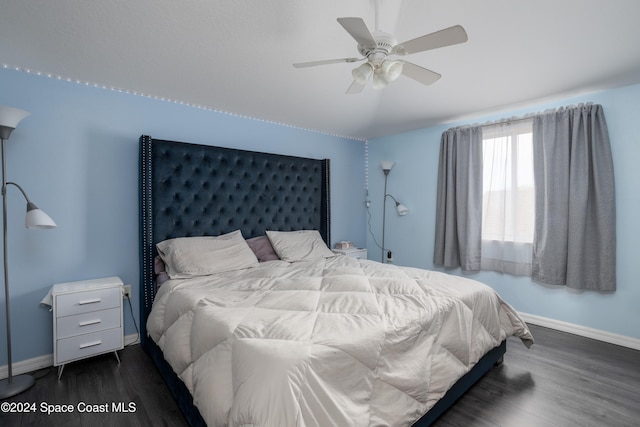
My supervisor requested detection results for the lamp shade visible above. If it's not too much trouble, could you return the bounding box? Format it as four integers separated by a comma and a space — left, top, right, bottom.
0, 107, 30, 139
380, 160, 395, 172
381, 60, 403, 82
396, 203, 409, 216
25, 202, 56, 229
372, 71, 389, 90
352, 63, 373, 85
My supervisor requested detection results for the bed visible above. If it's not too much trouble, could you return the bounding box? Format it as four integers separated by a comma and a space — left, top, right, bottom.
138, 135, 533, 426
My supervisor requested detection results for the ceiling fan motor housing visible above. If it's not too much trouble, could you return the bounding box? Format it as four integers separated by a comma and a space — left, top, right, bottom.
358, 31, 397, 66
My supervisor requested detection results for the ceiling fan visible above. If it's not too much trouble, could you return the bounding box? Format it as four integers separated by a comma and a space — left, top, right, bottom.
293, 15, 468, 94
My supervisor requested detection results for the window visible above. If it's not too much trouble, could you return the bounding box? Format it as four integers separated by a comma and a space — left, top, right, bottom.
435, 104, 615, 289
480, 119, 534, 275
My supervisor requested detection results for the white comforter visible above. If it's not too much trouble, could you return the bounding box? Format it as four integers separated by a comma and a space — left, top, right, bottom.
147, 256, 533, 427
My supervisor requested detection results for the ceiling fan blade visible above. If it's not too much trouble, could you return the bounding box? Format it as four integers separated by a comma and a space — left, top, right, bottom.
337, 17, 377, 50
346, 80, 365, 94
393, 25, 468, 55
293, 57, 363, 68
400, 61, 441, 85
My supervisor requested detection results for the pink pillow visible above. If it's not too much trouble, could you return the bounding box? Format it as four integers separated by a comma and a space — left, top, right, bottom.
154, 255, 170, 285
246, 236, 280, 262
154, 255, 166, 274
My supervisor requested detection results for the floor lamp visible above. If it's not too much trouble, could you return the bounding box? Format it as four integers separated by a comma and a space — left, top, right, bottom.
381, 161, 408, 263
0, 106, 56, 399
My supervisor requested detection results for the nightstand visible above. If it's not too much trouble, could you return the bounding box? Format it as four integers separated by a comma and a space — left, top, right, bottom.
51, 277, 124, 379
333, 247, 368, 259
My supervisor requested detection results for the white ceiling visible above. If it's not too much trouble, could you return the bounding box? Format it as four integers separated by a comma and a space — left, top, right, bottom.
2, 0, 640, 141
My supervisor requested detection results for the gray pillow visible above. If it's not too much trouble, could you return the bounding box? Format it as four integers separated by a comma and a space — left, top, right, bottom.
266, 230, 336, 262
157, 230, 259, 278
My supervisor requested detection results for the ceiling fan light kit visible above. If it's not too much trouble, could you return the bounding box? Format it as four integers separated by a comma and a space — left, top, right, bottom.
372, 70, 389, 90
293, 11, 468, 94
379, 60, 403, 83
352, 63, 374, 85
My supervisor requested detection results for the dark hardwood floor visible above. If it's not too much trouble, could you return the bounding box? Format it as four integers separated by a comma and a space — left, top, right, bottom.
0, 345, 187, 427
1, 324, 639, 426
434, 325, 640, 427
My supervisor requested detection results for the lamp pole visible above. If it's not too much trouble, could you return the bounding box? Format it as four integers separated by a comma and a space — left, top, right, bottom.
0, 106, 55, 399
381, 168, 389, 263
0, 136, 35, 398
380, 161, 408, 263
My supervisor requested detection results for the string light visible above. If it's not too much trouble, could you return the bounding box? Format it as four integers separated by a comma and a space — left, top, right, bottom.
2, 63, 368, 143
364, 141, 369, 192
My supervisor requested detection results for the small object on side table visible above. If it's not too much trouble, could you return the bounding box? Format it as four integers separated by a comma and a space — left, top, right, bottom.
335, 241, 354, 250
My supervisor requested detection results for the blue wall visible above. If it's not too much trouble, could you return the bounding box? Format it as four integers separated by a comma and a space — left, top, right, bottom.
0, 67, 366, 364
368, 84, 640, 340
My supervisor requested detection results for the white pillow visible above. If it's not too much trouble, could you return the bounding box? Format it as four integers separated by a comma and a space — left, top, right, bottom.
266, 230, 336, 262
156, 230, 259, 278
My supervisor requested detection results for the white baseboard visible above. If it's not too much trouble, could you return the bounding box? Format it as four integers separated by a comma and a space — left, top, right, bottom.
519, 312, 640, 351
0, 334, 140, 380
0, 353, 53, 381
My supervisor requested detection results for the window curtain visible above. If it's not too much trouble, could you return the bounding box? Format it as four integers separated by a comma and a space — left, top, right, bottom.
433, 125, 483, 270
531, 104, 616, 291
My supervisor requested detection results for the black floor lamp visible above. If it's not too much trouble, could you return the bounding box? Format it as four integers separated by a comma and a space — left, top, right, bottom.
0, 106, 56, 399
381, 161, 408, 263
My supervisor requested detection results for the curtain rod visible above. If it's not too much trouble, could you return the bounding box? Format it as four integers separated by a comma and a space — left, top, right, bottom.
448, 102, 597, 131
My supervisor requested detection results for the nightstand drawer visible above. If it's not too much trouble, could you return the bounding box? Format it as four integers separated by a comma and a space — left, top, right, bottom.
56, 308, 121, 339
55, 287, 121, 317
56, 327, 123, 364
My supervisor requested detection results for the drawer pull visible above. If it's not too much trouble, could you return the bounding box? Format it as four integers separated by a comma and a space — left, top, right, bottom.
78, 319, 101, 327
78, 298, 101, 305
79, 340, 102, 349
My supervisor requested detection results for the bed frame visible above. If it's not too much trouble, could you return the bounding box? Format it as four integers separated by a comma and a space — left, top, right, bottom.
138, 135, 505, 426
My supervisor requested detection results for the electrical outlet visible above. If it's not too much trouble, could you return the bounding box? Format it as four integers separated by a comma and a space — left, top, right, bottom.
123, 285, 132, 299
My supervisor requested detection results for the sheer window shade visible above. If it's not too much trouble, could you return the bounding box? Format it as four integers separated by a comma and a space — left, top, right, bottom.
481, 119, 534, 275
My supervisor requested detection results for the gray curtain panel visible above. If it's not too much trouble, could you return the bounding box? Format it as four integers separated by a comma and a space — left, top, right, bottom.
433, 126, 483, 271
532, 104, 616, 291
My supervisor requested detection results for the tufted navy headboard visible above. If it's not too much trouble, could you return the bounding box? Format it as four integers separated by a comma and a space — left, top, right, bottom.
139, 135, 330, 343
